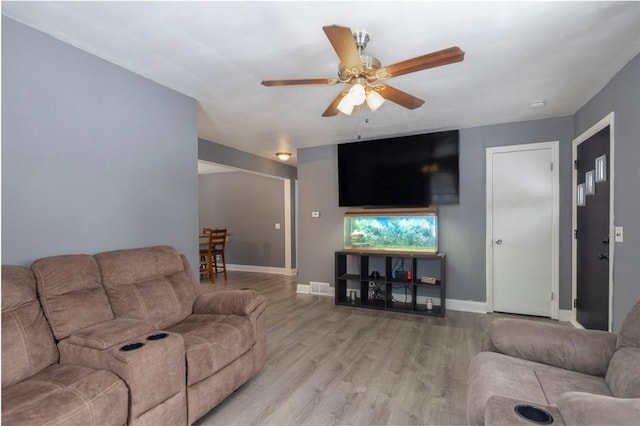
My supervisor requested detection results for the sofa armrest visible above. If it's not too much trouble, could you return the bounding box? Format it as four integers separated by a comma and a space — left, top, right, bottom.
558, 392, 640, 425
193, 290, 266, 316
68, 318, 156, 350
482, 318, 617, 376
483, 395, 565, 426
59, 329, 186, 423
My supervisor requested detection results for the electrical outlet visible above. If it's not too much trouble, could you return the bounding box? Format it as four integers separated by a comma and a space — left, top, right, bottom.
615, 226, 623, 242
311, 211, 320, 218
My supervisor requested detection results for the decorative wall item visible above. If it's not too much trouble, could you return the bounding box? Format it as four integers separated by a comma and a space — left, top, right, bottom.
585, 170, 595, 195
577, 183, 586, 206
595, 154, 607, 182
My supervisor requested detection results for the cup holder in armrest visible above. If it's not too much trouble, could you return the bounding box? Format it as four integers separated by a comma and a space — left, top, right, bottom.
119, 342, 145, 352
146, 333, 169, 341
514, 404, 554, 425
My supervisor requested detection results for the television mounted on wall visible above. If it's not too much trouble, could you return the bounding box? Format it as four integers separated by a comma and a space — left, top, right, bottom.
337, 130, 459, 207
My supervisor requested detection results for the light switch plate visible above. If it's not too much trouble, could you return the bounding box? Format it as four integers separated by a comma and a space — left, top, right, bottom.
275, 223, 281, 230
615, 226, 623, 242
311, 211, 320, 218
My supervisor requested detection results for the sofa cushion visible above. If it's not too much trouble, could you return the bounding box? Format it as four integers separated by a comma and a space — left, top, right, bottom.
558, 391, 640, 425
481, 318, 616, 376
607, 299, 640, 398
467, 352, 548, 425
1, 364, 128, 425
193, 290, 266, 316
1, 266, 58, 388
467, 351, 612, 426
167, 314, 255, 386
617, 299, 640, 348
534, 366, 611, 404
95, 246, 200, 329
605, 347, 640, 398
31, 255, 114, 340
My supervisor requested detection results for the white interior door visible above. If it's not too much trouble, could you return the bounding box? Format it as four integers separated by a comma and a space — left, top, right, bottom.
486, 142, 558, 317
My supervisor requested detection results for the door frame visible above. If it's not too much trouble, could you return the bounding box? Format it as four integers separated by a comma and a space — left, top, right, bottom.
572, 112, 615, 331
485, 141, 560, 318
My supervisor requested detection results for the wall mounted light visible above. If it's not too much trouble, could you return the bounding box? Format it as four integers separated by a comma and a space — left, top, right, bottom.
529, 100, 546, 109
275, 152, 291, 161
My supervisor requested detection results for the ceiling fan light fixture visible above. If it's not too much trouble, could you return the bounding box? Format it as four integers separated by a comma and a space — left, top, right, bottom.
366, 90, 385, 111
347, 83, 366, 106
275, 152, 292, 161
337, 95, 355, 115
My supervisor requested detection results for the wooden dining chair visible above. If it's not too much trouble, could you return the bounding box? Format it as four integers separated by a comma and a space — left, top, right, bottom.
200, 228, 228, 283
199, 227, 218, 281
209, 228, 228, 282
199, 228, 213, 281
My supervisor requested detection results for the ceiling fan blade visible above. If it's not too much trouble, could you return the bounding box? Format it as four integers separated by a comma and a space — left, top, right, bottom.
262, 78, 339, 87
321, 92, 346, 117
322, 25, 362, 69
376, 46, 465, 79
377, 84, 425, 110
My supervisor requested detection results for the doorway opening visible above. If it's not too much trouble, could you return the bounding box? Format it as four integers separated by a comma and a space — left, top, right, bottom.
198, 160, 298, 275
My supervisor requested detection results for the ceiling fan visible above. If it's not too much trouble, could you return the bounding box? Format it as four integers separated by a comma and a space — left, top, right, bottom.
261, 25, 465, 117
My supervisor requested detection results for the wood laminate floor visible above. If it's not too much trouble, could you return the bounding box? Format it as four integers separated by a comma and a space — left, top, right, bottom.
195, 271, 558, 425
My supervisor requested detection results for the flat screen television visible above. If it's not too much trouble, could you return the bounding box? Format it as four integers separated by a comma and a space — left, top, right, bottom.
338, 130, 459, 207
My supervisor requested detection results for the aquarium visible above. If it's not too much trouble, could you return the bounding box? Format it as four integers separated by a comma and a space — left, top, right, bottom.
343, 208, 438, 253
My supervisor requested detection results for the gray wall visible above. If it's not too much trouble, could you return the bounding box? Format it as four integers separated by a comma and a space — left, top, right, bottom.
573, 53, 640, 330
298, 117, 574, 308
2, 17, 199, 269
199, 137, 297, 268
199, 171, 286, 267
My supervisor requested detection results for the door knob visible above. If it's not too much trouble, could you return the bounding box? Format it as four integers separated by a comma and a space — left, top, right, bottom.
495, 239, 503, 245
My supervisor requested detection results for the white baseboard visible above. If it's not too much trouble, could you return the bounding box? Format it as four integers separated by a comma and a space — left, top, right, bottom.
296, 284, 335, 297
558, 309, 573, 322
295, 285, 574, 320
570, 320, 585, 329
227, 264, 296, 276
446, 299, 488, 313
297, 284, 487, 313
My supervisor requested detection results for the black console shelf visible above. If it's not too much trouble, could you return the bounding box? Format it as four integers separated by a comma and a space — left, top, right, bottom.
335, 251, 446, 317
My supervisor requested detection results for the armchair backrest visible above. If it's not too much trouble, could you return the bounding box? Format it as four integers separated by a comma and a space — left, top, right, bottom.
95, 246, 200, 329
31, 255, 114, 340
1, 265, 58, 388
617, 298, 640, 348
605, 298, 640, 398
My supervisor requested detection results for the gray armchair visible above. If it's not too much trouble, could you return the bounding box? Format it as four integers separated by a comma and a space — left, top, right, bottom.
467, 299, 640, 425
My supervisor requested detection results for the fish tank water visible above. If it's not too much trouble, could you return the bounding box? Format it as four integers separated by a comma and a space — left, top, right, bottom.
343, 208, 438, 253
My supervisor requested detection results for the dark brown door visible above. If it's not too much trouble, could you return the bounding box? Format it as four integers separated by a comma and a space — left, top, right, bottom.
576, 126, 610, 330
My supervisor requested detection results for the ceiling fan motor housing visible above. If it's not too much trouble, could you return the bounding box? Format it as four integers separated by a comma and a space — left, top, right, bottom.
338, 55, 381, 82
353, 31, 370, 51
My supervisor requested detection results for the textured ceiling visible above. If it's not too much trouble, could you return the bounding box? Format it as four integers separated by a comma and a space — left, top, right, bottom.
4, 1, 640, 164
